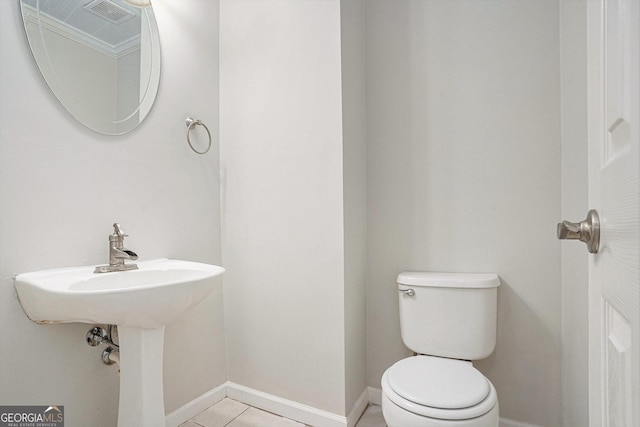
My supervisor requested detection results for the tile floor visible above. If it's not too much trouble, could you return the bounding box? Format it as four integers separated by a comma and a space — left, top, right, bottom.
180, 398, 386, 427
352, 405, 386, 427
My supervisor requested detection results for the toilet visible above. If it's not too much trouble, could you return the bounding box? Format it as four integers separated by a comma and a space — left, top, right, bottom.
381, 271, 501, 427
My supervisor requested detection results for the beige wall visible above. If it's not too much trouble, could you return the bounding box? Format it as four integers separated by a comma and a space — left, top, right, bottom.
364, 1, 562, 425
0, 1, 223, 425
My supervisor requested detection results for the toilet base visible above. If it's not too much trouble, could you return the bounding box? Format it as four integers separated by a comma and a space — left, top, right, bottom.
382, 393, 499, 427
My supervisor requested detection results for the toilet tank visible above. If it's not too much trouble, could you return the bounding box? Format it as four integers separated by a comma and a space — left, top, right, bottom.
397, 271, 500, 360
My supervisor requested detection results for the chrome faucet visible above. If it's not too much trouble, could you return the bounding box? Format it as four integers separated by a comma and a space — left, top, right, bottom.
94, 223, 139, 273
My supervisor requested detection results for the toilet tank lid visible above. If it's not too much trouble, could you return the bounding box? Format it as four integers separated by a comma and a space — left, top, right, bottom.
397, 271, 500, 288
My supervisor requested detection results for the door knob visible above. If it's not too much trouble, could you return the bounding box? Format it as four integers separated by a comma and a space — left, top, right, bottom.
557, 209, 600, 253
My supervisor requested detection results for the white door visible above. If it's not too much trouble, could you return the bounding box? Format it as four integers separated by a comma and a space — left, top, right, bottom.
587, 0, 640, 425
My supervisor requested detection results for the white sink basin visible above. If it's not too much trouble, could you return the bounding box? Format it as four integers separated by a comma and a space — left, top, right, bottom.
15, 258, 225, 329
14, 258, 225, 427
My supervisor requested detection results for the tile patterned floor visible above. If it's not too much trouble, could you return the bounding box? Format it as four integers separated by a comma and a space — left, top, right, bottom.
180, 398, 386, 427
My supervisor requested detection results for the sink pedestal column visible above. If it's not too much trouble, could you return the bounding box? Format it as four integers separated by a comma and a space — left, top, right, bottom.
117, 326, 166, 427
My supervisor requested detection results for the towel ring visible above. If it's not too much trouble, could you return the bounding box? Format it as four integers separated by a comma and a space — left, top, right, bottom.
186, 117, 212, 154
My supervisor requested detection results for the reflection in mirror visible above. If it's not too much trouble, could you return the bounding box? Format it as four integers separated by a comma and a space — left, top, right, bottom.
20, 0, 161, 135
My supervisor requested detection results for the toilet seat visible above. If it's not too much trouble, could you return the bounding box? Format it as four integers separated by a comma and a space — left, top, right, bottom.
388, 355, 490, 409
382, 356, 497, 421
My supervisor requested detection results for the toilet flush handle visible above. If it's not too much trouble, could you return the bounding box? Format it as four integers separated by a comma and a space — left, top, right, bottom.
399, 289, 415, 297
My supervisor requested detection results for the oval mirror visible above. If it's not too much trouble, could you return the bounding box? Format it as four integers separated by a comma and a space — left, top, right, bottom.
20, 0, 161, 135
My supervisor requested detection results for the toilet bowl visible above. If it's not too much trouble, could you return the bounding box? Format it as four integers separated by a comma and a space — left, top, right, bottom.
381, 271, 501, 427
381, 355, 498, 427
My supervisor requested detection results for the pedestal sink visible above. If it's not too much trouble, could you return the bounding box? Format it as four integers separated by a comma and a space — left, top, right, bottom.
14, 258, 225, 427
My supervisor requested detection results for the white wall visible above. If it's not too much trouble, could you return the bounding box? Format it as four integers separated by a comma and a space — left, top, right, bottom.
364, 1, 562, 425
220, 0, 354, 416
559, 0, 589, 425
1, 1, 590, 425
340, 0, 368, 415
0, 1, 223, 425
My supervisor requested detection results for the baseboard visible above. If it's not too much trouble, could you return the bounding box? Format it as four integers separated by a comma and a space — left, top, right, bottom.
165, 382, 227, 427
165, 381, 369, 427
227, 382, 350, 427
165, 383, 540, 427
367, 387, 382, 406
499, 419, 541, 427
346, 388, 370, 427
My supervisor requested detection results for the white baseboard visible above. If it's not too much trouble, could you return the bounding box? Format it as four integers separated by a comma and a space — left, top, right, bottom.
165, 382, 536, 427
167, 382, 369, 427
499, 419, 541, 427
227, 382, 349, 427
165, 382, 227, 427
347, 388, 370, 427
367, 387, 382, 406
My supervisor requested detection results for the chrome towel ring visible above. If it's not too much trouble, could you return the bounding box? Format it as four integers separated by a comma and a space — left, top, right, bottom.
185, 117, 212, 154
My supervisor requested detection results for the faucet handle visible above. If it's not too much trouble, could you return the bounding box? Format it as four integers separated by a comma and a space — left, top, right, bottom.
112, 223, 128, 238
